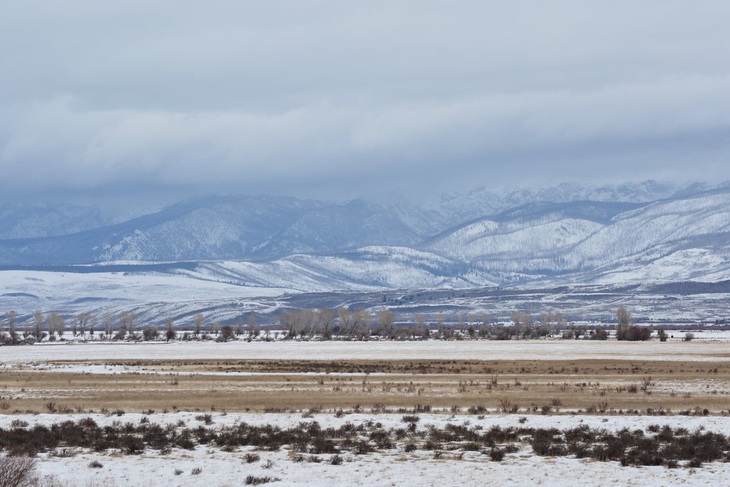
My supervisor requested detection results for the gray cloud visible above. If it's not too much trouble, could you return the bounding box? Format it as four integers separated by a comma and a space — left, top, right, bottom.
2, 1, 730, 202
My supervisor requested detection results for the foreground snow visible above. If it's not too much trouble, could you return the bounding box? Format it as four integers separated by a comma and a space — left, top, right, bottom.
4, 412, 729, 487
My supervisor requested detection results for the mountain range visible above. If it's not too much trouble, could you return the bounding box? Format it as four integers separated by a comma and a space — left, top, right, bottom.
1, 180, 729, 293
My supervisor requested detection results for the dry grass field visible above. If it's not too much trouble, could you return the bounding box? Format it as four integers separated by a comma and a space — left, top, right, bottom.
2, 347, 729, 415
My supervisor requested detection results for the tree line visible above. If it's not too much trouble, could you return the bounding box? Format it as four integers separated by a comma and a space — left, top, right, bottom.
0, 306, 691, 345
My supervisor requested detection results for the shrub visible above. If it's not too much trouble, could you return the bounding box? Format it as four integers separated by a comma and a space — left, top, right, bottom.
590, 329, 609, 340
245, 476, 279, 485
0, 457, 37, 487
616, 325, 651, 341
244, 453, 260, 463
489, 448, 505, 461
195, 414, 213, 425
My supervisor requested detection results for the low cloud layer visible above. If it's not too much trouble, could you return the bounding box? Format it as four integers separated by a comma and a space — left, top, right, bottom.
2, 1, 729, 202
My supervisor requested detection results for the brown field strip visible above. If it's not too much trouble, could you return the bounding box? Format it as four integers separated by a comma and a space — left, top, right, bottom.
1, 358, 729, 414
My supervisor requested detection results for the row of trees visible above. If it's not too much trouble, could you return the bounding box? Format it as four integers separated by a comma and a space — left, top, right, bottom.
1, 310, 73, 344
1, 310, 140, 344
0, 309, 256, 344
1, 306, 686, 344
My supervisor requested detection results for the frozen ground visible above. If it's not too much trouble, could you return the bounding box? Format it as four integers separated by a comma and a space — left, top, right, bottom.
2, 342, 729, 486
1, 340, 729, 363
3, 412, 730, 487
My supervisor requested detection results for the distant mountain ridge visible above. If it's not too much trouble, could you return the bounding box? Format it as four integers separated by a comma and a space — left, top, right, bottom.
0, 181, 729, 288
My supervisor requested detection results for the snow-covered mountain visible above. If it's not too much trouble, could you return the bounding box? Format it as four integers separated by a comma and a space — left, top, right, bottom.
0, 181, 729, 292
0, 202, 111, 239
0, 195, 442, 264
423, 189, 730, 282
429, 180, 686, 224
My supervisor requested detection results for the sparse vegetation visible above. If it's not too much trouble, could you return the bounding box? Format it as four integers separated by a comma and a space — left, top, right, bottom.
245, 475, 280, 485
0, 456, 37, 487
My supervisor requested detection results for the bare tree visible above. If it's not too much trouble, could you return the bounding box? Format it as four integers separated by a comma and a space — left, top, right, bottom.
236, 317, 245, 336
165, 317, 176, 341
279, 312, 296, 338
194, 313, 204, 336
33, 309, 43, 339
143, 326, 159, 341
376, 309, 396, 338
119, 311, 135, 339
247, 312, 257, 329
88, 314, 97, 338
457, 313, 466, 332
103, 313, 115, 339
615, 306, 650, 341
352, 309, 371, 339
436, 314, 446, 339
511, 311, 532, 338
76, 312, 92, 337
337, 308, 354, 337
47, 312, 65, 338
3, 310, 18, 343
219, 324, 234, 342
552, 311, 566, 335
617, 306, 633, 328
414, 314, 427, 339
616, 306, 633, 341
249, 312, 261, 338
317, 307, 335, 339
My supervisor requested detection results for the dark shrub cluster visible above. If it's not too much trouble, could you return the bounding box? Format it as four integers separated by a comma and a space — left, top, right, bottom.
530, 424, 730, 467
0, 418, 727, 469
616, 325, 652, 341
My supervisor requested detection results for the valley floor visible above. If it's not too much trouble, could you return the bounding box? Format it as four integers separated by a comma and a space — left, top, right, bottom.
5, 412, 730, 487
1, 341, 729, 486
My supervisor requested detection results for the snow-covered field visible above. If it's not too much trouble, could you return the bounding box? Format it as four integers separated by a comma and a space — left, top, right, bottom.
2, 341, 730, 486
1, 339, 729, 363
4, 412, 730, 487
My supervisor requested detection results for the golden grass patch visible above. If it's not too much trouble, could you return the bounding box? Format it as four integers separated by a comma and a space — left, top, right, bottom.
1, 358, 728, 414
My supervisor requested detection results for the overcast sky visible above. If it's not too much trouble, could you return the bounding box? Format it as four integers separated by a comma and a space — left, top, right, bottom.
2, 1, 729, 203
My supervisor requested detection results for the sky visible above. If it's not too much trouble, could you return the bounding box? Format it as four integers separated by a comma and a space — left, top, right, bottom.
1, 1, 730, 204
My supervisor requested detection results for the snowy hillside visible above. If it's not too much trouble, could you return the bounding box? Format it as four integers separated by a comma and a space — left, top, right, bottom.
425, 189, 730, 282
0, 182, 729, 309
429, 180, 685, 223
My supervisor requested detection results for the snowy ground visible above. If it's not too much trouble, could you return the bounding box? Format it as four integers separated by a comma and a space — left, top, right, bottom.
1, 339, 729, 363
4, 412, 730, 487
2, 342, 729, 486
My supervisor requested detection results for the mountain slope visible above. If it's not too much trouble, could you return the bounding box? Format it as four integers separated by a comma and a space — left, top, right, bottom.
0, 182, 729, 288
0, 196, 438, 264
423, 188, 730, 281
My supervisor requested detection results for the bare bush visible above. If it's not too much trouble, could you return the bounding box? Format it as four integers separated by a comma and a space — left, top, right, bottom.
0, 456, 37, 487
